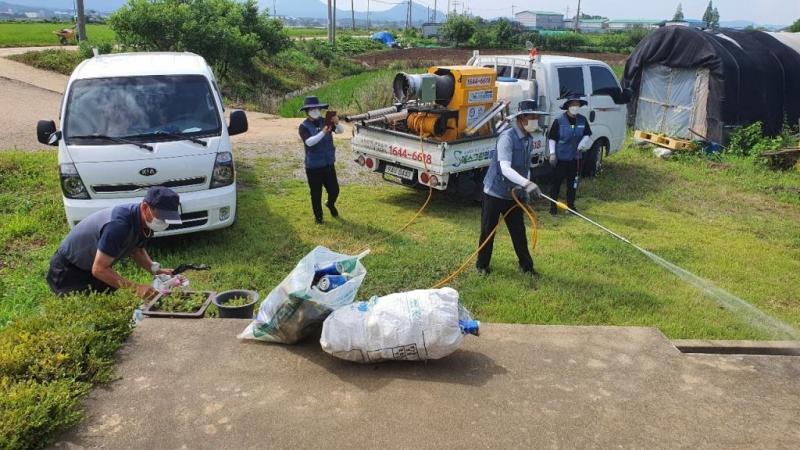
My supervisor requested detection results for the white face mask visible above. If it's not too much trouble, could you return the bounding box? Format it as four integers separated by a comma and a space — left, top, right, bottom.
308, 109, 321, 119
147, 216, 169, 232
568, 105, 581, 116
524, 120, 540, 133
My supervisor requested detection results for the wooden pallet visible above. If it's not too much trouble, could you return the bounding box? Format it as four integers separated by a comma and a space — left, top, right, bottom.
634, 130, 696, 151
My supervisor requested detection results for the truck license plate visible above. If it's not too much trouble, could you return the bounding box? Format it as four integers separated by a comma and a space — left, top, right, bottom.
384, 164, 414, 180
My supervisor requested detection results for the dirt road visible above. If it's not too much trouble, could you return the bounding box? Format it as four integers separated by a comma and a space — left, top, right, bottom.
0, 48, 365, 184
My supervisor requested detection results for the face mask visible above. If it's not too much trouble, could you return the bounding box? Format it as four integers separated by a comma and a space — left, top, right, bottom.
308, 109, 321, 119
568, 106, 580, 116
524, 119, 540, 133
145, 207, 169, 232
147, 217, 169, 232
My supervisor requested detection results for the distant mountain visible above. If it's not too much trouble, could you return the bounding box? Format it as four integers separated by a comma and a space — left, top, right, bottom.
3, 0, 444, 24
262, 0, 444, 24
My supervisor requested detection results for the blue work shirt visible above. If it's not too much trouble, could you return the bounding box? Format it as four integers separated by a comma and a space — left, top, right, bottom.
483, 121, 532, 200
57, 204, 148, 271
299, 118, 336, 169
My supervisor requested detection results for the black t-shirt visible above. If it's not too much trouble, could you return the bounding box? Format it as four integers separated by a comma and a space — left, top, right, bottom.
298, 118, 325, 142
548, 114, 592, 141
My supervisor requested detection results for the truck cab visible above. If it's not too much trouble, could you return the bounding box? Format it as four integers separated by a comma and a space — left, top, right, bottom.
36, 52, 248, 236
470, 53, 631, 176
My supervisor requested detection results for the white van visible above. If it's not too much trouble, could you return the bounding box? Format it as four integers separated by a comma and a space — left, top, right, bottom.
469, 52, 631, 177
37, 52, 247, 236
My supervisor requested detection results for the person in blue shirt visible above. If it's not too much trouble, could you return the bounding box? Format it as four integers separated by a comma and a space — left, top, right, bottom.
46, 186, 183, 300
547, 93, 593, 215
297, 96, 345, 224
476, 99, 547, 277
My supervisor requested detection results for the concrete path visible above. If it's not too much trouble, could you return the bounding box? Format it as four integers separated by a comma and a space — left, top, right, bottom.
55, 319, 800, 449
0, 47, 69, 150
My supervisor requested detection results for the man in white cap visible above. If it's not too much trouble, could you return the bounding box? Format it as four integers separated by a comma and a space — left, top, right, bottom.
476, 99, 548, 276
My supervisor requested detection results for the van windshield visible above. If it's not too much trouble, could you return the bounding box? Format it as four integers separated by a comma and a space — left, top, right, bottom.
64, 75, 221, 144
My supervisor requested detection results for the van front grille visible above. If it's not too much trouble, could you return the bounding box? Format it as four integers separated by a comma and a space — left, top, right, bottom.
92, 177, 207, 194
166, 210, 208, 230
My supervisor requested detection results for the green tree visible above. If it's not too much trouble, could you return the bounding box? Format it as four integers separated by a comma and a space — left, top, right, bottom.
672, 3, 684, 21
441, 14, 477, 48
492, 19, 514, 47
710, 7, 720, 29
789, 18, 800, 32
109, 0, 289, 78
702, 1, 713, 28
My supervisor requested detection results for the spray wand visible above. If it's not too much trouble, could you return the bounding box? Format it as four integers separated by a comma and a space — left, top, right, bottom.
540, 193, 631, 245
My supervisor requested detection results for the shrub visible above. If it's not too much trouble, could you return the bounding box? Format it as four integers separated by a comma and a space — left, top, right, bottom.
6, 50, 84, 76
441, 14, 477, 47
0, 292, 139, 449
78, 40, 114, 59
0, 378, 90, 450
727, 121, 783, 158
109, 0, 290, 79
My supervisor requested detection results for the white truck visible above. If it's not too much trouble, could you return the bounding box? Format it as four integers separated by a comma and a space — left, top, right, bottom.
351, 52, 631, 199
36, 52, 248, 235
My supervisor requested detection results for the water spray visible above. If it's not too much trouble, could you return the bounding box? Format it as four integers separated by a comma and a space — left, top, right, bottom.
539, 194, 799, 340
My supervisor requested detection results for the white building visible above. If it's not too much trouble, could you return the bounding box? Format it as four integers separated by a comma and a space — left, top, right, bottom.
564, 18, 609, 33
607, 19, 661, 31
421, 22, 441, 38
514, 10, 564, 30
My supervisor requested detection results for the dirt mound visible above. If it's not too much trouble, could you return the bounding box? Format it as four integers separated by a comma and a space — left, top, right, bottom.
354, 48, 628, 68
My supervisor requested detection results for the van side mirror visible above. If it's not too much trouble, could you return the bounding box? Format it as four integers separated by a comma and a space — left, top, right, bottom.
615, 88, 634, 105
37, 120, 60, 146
228, 110, 248, 136
622, 88, 633, 104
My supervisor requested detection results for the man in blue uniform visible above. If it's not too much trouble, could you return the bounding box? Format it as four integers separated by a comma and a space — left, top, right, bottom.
476, 99, 548, 276
298, 96, 345, 224
46, 186, 182, 299
548, 93, 593, 215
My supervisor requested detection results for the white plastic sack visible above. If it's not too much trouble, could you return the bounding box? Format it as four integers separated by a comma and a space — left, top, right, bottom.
239, 246, 368, 344
320, 287, 479, 363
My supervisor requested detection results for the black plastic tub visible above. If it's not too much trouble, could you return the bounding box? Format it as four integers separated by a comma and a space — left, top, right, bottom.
213, 290, 259, 319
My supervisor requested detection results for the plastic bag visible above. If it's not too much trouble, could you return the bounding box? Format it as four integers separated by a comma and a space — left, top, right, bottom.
320, 287, 479, 363
152, 274, 189, 293
238, 246, 368, 344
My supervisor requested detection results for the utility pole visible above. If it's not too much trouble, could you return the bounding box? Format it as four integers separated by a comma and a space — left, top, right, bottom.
327, 0, 333, 43
446, 0, 450, 20
332, 0, 337, 42
367, 0, 370, 29
351, 0, 355, 31
511, 4, 515, 21
433, 0, 437, 22
574, 0, 581, 32
76, 0, 86, 41
273, 0, 277, 17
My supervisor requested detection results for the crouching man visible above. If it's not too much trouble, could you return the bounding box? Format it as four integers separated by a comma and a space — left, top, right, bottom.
46, 186, 182, 300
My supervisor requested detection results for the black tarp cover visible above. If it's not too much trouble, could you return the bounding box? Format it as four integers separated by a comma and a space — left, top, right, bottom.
623, 26, 800, 143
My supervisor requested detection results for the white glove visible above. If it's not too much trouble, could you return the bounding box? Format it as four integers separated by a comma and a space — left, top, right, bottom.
548, 139, 557, 166
525, 181, 542, 199
578, 136, 593, 152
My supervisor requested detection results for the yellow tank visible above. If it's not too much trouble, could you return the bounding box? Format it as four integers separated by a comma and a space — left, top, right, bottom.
428, 66, 497, 138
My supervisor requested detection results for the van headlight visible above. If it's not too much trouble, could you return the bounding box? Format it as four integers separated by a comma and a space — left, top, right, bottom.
60, 163, 89, 199
210, 152, 235, 188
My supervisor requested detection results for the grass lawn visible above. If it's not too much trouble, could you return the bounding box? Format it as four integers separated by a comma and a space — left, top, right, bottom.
2, 143, 798, 339
0, 22, 115, 47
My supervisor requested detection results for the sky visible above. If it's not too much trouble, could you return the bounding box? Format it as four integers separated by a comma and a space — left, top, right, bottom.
339, 0, 800, 26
